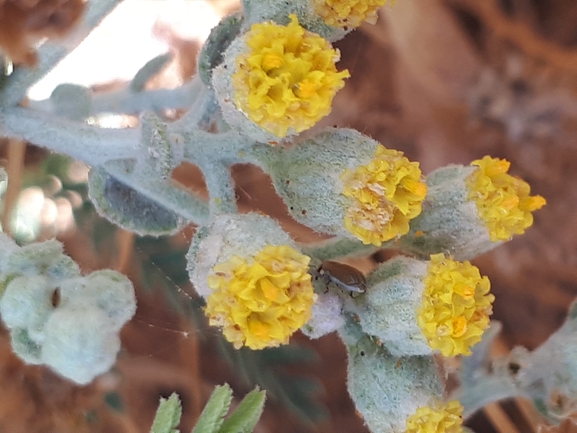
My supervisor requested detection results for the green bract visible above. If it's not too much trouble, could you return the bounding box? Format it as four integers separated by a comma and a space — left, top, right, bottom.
340, 319, 446, 433
398, 164, 497, 261
344, 257, 433, 357
251, 128, 379, 238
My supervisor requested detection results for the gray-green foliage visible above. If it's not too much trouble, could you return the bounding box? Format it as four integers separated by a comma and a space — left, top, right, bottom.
0, 237, 136, 384
50, 84, 92, 121
457, 311, 577, 421
150, 385, 265, 433
197, 12, 244, 87
193, 385, 234, 433
151, 393, 182, 433
88, 166, 188, 237
131, 53, 173, 93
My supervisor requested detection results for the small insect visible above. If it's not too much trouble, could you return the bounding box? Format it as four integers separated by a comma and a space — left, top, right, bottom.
316, 260, 367, 294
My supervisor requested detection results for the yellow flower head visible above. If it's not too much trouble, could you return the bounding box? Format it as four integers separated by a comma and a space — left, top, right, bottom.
417, 254, 494, 357
313, 0, 388, 28
466, 156, 546, 242
205, 245, 316, 350
232, 14, 350, 138
340, 146, 427, 246
405, 400, 464, 433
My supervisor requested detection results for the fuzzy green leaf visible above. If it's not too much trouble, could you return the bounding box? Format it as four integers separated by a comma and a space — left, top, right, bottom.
192, 384, 233, 433
218, 388, 266, 433
150, 393, 182, 433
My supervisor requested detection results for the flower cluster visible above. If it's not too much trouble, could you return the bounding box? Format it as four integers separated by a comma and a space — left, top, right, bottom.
418, 254, 494, 357
466, 156, 546, 242
405, 400, 464, 433
341, 146, 427, 246
231, 14, 349, 138
204, 244, 315, 350
313, 0, 389, 28
1, 0, 558, 429
190, 3, 547, 432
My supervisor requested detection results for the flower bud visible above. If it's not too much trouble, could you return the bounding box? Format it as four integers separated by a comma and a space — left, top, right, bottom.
256, 128, 427, 246
311, 0, 389, 30
0, 275, 54, 334
59, 270, 136, 331
242, 0, 390, 40
11, 328, 43, 365
340, 319, 464, 432
3, 239, 80, 281
187, 213, 297, 296
348, 254, 494, 357
88, 166, 187, 237
399, 157, 546, 260
187, 213, 316, 349
241, 0, 346, 41
41, 306, 121, 385
212, 14, 349, 142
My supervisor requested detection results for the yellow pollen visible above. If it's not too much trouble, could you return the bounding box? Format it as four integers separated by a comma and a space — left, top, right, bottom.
205, 245, 316, 350
260, 278, 279, 300
466, 156, 546, 242
314, 0, 389, 28
452, 316, 467, 338
297, 79, 318, 99
455, 283, 475, 300
262, 52, 283, 70
405, 400, 464, 433
232, 14, 349, 138
341, 145, 427, 246
417, 254, 494, 357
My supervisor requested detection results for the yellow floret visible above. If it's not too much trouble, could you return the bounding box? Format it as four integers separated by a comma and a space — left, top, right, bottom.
341, 146, 427, 246
405, 400, 464, 433
205, 245, 316, 350
466, 156, 546, 242
314, 0, 389, 28
417, 254, 494, 357
232, 14, 350, 138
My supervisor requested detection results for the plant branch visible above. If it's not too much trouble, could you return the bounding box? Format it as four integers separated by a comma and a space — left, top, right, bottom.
453, 375, 521, 420
104, 160, 210, 225
301, 237, 383, 261
29, 73, 205, 117
0, 106, 139, 164
198, 160, 238, 215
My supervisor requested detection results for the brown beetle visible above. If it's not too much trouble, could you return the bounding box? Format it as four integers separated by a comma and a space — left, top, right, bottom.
317, 260, 367, 294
